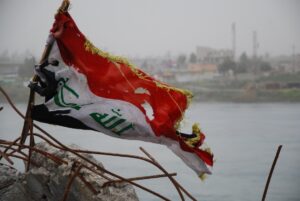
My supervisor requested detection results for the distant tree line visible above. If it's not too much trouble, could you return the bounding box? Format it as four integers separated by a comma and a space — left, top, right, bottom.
175, 52, 272, 75
218, 52, 272, 75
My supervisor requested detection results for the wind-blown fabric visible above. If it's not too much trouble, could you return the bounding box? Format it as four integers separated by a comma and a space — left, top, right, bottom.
32, 11, 213, 177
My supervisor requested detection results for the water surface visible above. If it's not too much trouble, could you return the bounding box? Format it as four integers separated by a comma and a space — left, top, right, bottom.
1, 103, 299, 201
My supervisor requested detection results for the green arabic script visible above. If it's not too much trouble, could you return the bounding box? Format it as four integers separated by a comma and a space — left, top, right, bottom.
90, 111, 134, 135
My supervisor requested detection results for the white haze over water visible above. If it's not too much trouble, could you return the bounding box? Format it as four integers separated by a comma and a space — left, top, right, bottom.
1, 103, 300, 201
0, 0, 300, 57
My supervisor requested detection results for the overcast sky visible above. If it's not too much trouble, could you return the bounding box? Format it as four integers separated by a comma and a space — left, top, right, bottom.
0, 0, 299, 58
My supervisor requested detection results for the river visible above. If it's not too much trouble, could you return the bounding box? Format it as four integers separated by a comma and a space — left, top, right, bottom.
1, 102, 300, 201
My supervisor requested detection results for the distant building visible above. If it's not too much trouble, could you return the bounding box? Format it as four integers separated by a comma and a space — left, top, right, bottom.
130, 56, 173, 75
196, 46, 234, 64
187, 63, 218, 73
159, 64, 219, 83
269, 54, 300, 73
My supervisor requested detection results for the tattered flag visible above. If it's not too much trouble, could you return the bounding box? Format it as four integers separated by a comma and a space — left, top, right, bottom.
31, 11, 213, 177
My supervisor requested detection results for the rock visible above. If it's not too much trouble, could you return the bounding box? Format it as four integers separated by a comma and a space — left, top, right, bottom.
0, 142, 139, 201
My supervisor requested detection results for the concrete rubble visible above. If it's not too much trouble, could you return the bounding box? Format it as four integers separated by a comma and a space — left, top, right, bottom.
0, 142, 139, 201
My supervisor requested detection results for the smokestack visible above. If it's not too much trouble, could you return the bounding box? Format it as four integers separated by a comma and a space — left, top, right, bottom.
292, 45, 296, 71
232, 22, 236, 61
253, 30, 259, 59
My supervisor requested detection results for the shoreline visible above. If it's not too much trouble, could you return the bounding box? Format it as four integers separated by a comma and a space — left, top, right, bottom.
1, 80, 300, 103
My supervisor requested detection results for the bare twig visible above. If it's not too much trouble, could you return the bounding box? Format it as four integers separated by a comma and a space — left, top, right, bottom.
0, 150, 13, 165
140, 147, 185, 201
77, 174, 98, 195
61, 163, 83, 201
0, 136, 21, 161
103, 173, 177, 187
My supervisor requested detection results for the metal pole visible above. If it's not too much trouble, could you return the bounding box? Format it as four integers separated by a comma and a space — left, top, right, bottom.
261, 145, 283, 201
19, 0, 70, 170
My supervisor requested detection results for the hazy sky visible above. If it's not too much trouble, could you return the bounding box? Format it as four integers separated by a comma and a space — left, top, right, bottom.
0, 0, 299, 58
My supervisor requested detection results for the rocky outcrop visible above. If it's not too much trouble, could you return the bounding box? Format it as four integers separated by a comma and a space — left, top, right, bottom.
0, 142, 139, 201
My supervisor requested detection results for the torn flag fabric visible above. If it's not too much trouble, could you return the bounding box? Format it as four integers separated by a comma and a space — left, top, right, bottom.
31, 11, 213, 177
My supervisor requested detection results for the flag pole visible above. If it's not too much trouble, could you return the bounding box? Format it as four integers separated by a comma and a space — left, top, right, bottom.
20, 0, 70, 171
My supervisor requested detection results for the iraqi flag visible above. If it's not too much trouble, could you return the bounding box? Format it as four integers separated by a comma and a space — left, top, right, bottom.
32, 11, 213, 177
